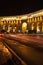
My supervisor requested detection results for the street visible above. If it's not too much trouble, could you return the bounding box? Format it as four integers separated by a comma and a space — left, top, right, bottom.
0, 40, 12, 65
0, 33, 43, 65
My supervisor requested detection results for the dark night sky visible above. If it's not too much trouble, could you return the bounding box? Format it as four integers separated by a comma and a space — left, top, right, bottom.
0, 0, 43, 16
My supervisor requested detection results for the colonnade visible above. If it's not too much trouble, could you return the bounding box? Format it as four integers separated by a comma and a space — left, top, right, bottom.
0, 12, 43, 34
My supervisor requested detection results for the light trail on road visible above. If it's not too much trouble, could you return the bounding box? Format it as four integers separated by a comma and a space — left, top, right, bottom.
0, 40, 14, 65
2, 37, 43, 65
1, 33, 43, 65
9, 34, 43, 44
1, 39, 27, 65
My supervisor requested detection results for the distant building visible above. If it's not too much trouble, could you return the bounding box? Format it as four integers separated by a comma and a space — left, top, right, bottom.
0, 9, 43, 34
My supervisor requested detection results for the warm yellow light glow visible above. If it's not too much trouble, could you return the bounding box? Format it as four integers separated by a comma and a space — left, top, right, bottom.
14, 21, 15, 24
35, 17, 37, 22
0, 21, 1, 25
8, 26, 11, 32
40, 16, 42, 21
2, 17, 17, 21
19, 20, 21, 24
37, 23, 40, 33
16, 20, 18, 25
30, 11, 43, 18
4, 21, 6, 25
22, 22, 27, 33
37, 28, 40, 33
13, 27, 16, 32
42, 28, 43, 33
37, 17, 40, 21
11, 21, 13, 24
0, 9, 43, 34
0, 9, 43, 22
1, 22, 3, 25
3, 25, 5, 30
42, 23, 43, 33
15, 27, 16, 29
32, 18, 34, 22
3, 46, 12, 58
9, 21, 11, 24
27, 19, 29, 23
13, 28, 16, 32
32, 23, 34, 30
29, 18, 31, 22
32, 26, 34, 30
7, 21, 8, 23
16, 17, 20, 20
21, 16, 28, 19
22, 22, 27, 27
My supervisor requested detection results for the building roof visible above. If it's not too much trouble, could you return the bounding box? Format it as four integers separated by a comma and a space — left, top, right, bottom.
0, 9, 43, 21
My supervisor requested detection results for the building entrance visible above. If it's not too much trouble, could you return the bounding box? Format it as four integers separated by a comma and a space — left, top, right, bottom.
22, 22, 27, 33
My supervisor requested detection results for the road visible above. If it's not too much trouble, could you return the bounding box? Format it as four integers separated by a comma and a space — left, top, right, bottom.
9, 34, 43, 44
0, 40, 12, 65
1, 33, 43, 65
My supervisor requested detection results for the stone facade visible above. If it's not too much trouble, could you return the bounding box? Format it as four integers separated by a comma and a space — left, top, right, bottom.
0, 9, 43, 34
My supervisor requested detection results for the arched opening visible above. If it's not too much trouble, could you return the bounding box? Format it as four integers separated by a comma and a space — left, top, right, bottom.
42, 23, 43, 33
7, 25, 11, 32
37, 22, 40, 33
31, 23, 35, 30
22, 22, 27, 33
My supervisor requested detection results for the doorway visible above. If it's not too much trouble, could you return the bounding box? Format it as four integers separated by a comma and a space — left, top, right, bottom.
22, 22, 27, 33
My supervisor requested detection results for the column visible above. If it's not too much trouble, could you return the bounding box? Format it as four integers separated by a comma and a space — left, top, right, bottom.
42, 22, 43, 33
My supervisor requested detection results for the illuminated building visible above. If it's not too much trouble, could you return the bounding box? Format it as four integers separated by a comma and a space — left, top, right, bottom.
0, 9, 43, 34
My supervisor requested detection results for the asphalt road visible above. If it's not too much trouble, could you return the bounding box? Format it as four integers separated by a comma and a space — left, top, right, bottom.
9, 34, 43, 44
0, 40, 12, 65
2, 34, 43, 65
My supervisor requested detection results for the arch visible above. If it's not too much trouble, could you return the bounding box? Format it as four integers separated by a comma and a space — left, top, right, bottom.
22, 22, 27, 33
31, 23, 35, 30
37, 22, 40, 33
